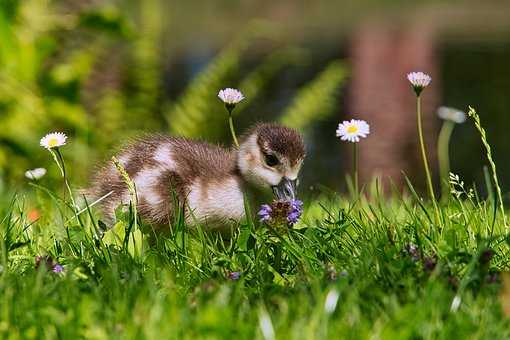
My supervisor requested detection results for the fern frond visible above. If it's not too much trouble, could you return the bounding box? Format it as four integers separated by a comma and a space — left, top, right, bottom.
279, 60, 348, 131
238, 47, 305, 110
166, 46, 304, 141
165, 41, 248, 139
125, 0, 162, 130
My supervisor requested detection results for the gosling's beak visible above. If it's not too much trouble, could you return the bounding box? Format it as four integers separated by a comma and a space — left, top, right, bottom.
272, 177, 297, 200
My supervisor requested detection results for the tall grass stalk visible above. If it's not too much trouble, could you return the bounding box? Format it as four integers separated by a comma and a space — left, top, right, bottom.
112, 156, 139, 229
467, 106, 507, 229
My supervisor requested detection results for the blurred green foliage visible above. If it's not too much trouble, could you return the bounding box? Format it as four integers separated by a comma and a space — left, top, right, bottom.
0, 0, 134, 186
280, 60, 348, 131
0, 0, 348, 189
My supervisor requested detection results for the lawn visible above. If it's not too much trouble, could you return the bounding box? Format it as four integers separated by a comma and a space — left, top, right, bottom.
1, 172, 509, 339
1, 3, 509, 338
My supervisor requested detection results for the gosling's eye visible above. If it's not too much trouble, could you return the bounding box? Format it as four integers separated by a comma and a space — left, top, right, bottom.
264, 154, 279, 167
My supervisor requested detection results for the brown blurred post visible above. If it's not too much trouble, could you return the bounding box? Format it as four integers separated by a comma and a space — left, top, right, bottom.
349, 22, 439, 192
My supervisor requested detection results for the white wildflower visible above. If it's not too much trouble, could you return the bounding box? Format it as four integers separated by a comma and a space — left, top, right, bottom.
258, 308, 275, 340
450, 295, 461, 312
40, 132, 67, 149
407, 71, 432, 88
25, 168, 47, 180
437, 106, 466, 124
218, 88, 245, 105
324, 289, 340, 315
407, 71, 432, 95
336, 119, 370, 143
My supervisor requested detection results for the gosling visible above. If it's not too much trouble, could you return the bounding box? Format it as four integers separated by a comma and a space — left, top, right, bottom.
88, 123, 305, 228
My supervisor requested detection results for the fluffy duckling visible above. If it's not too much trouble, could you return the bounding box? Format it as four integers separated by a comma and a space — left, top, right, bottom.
89, 123, 305, 227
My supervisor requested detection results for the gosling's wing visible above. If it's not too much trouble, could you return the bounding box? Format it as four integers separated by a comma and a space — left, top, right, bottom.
89, 135, 184, 224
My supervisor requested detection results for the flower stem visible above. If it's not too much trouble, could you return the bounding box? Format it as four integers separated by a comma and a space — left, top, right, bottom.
416, 95, 441, 225
228, 110, 239, 148
52, 148, 77, 213
437, 120, 455, 199
353, 143, 359, 198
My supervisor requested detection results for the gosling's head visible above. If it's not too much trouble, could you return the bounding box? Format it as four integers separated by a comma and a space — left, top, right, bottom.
238, 123, 305, 200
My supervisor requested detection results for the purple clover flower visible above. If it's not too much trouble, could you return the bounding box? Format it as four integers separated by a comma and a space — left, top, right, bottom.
287, 199, 303, 224
35, 255, 64, 274
52, 264, 64, 273
258, 199, 303, 227
423, 255, 437, 272
258, 204, 272, 223
403, 243, 420, 262
480, 249, 494, 264
227, 271, 241, 281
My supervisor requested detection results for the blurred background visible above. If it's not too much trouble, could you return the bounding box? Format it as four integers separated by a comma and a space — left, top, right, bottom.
1, 0, 510, 197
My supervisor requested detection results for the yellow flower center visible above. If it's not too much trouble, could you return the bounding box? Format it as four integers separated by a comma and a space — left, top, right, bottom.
48, 138, 59, 147
347, 125, 358, 134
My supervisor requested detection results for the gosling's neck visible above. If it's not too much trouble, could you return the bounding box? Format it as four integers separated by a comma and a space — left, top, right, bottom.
233, 148, 272, 206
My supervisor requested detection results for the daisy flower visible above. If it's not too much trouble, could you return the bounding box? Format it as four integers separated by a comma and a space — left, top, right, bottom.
25, 168, 47, 180
218, 88, 245, 106
409, 71, 440, 224
407, 71, 432, 96
218, 88, 244, 148
336, 119, 370, 143
40, 132, 67, 149
437, 106, 466, 124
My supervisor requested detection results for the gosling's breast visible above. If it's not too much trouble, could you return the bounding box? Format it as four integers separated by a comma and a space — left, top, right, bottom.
187, 177, 245, 226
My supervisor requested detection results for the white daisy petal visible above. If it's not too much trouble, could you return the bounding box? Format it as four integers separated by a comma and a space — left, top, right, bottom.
218, 88, 245, 105
40, 132, 67, 149
25, 168, 47, 180
336, 119, 370, 143
437, 106, 466, 124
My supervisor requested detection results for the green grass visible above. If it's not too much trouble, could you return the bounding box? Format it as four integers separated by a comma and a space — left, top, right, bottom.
1, 2, 509, 338
1, 174, 509, 339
